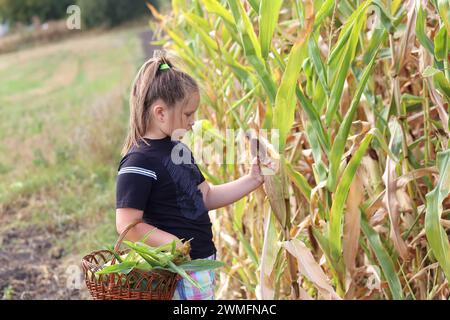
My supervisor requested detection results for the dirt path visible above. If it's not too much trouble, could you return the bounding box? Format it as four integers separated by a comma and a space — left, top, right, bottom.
139, 29, 162, 60
0, 26, 159, 301
0, 224, 88, 300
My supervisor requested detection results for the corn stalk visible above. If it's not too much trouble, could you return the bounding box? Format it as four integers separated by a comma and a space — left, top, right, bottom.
149, 0, 450, 299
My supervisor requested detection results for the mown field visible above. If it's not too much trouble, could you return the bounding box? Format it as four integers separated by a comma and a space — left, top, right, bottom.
0, 25, 148, 299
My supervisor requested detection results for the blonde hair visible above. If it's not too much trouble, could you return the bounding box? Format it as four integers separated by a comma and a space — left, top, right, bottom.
121, 52, 199, 156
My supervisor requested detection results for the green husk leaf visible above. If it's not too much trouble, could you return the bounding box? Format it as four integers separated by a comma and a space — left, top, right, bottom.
95, 261, 137, 275
177, 259, 226, 272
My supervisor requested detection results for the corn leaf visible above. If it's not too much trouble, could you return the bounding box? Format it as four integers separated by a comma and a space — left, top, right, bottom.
327, 42, 380, 191
227, 0, 262, 60
201, 0, 234, 25
263, 166, 288, 227
313, 0, 335, 31
383, 119, 409, 260
329, 129, 377, 264
304, 122, 328, 184
423, 66, 450, 101
227, 0, 277, 103
363, 28, 388, 64
200, 0, 241, 44
238, 232, 260, 266
437, 0, 450, 34
360, 211, 404, 300
183, 13, 218, 51
372, 0, 396, 33
273, 0, 314, 151
177, 259, 226, 272
260, 209, 279, 299
415, 2, 434, 54
343, 175, 364, 279
107, 246, 124, 263
232, 197, 246, 232
167, 260, 202, 289
248, 0, 261, 13
259, 0, 283, 59
296, 86, 331, 153
434, 24, 447, 62
282, 238, 341, 299
273, 43, 308, 151
326, 1, 370, 126
308, 36, 330, 95
425, 149, 450, 281
95, 261, 137, 275
285, 160, 312, 199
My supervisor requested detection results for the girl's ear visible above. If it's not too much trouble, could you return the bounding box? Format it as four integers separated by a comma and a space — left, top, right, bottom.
152, 104, 165, 122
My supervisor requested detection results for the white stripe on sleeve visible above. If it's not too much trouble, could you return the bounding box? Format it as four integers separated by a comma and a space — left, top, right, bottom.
118, 166, 157, 180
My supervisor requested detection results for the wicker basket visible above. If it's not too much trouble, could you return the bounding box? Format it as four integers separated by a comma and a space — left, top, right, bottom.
81, 220, 182, 300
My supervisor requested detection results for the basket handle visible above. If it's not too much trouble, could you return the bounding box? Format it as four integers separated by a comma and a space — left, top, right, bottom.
107, 219, 145, 289
113, 219, 145, 252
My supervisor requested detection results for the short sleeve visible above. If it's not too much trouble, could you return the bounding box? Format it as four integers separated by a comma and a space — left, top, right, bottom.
116, 152, 158, 210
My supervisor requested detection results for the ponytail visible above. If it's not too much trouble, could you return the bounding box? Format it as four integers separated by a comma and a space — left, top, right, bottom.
121, 52, 198, 156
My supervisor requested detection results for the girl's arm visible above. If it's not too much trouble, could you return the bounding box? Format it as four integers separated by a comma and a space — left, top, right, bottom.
198, 157, 264, 210
116, 208, 184, 249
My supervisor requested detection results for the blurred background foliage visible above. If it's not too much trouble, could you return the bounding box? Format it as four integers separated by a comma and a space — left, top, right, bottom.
0, 0, 73, 24
0, 0, 160, 27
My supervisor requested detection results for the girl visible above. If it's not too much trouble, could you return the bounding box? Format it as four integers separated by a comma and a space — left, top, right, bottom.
115, 54, 265, 300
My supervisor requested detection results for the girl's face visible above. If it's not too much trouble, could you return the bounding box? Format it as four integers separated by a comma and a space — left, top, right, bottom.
167, 91, 200, 137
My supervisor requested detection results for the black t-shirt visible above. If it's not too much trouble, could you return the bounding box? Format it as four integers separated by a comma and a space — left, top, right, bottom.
116, 136, 216, 259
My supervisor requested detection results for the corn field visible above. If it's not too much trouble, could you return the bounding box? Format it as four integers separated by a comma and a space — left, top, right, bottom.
149, 0, 450, 299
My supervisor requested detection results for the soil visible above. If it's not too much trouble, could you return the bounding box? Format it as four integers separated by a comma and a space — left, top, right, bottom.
0, 224, 89, 300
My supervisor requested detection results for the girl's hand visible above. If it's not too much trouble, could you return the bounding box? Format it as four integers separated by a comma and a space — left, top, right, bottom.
248, 155, 278, 185
249, 157, 265, 185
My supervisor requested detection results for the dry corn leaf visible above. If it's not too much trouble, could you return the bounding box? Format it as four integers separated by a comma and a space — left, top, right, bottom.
382, 156, 410, 260
282, 238, 341, 300
343, 173, 364, 293
259, 209, 279, 299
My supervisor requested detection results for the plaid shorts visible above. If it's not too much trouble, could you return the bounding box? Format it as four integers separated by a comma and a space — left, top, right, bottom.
172, 252, 217, 300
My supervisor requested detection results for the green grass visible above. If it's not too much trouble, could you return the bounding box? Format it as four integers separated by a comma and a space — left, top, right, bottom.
0, 25, 146, 258
0, 34, 140, 140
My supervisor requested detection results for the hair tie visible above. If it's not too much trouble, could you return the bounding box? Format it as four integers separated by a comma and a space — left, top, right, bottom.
159, 63, 170, 70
